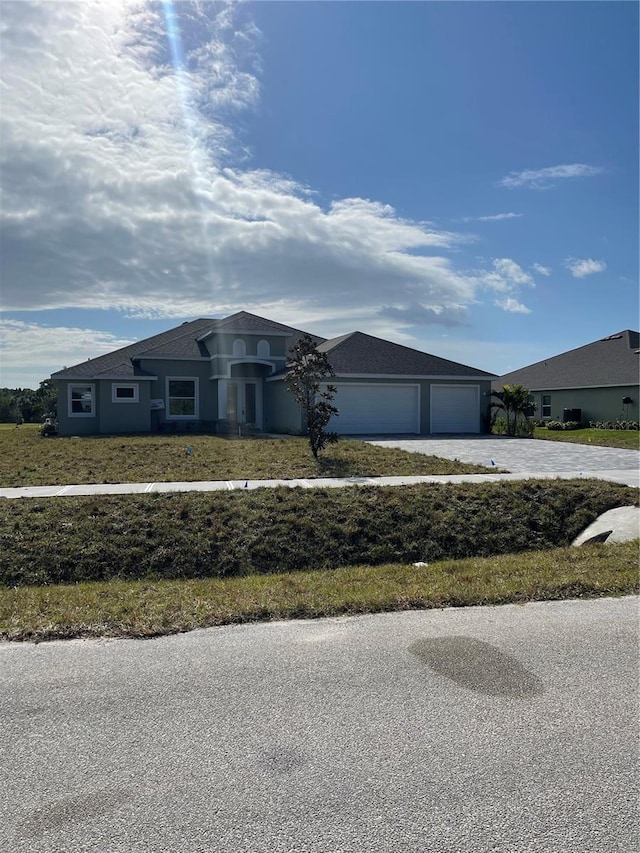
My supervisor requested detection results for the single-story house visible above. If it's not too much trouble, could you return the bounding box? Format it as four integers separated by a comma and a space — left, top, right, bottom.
51, 311, 497, 436
496, 330, 639, 424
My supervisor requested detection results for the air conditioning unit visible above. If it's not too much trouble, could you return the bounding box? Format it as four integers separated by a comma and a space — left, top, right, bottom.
150, 399, 165, 410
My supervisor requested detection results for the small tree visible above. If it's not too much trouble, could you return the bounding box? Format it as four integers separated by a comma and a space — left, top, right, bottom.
285, 335, 339, 458
491, 384, 535, 436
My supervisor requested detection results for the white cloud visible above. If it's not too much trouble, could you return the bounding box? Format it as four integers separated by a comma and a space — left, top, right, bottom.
0, 0, 482, 332
463, 212, 522, 222
0, 319, 135, 388
531, 263, 551, 276
494, 297, 531, 314
564, 257, 607, 278
499, 163, 603, 190
478, 258, 534, 314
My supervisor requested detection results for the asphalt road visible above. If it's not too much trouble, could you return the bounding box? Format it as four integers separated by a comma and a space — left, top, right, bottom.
2, 597, 638, 853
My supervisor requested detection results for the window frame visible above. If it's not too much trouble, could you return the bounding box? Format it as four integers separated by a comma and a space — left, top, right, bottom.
232, 338, 247, 357
166, 376, 199, 419
542, 394, 551, 419
68, 383, 96, 418
112, 383, 139, 403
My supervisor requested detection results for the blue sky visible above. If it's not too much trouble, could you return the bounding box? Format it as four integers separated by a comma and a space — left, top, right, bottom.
1, 0, 638, 388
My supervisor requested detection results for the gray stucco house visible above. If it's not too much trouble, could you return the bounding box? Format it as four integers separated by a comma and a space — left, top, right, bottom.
51, 312, 497, 436
497, 330, 639, 424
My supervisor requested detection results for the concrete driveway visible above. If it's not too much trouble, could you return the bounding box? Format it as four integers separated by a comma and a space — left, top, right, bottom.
366, 435, 640, 481
2, 597, 637, 853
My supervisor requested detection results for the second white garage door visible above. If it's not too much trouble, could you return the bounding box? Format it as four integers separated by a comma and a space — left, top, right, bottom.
430, 385, 480, 433
328, 383, 420, 434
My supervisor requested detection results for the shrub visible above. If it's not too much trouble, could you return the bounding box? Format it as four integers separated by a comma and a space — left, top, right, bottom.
514, 419, 535, 438
546, 421, 582, 431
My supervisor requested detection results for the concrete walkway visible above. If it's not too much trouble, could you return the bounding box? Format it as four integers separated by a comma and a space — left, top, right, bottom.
0, 469, 637, 500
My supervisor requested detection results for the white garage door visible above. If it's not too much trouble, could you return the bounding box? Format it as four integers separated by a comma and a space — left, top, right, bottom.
430, 385, 480, 434
327, 384, 420, 434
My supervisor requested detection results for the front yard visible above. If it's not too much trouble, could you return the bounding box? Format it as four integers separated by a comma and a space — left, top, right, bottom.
0, 425, 495, 487
533, 426, 640, 450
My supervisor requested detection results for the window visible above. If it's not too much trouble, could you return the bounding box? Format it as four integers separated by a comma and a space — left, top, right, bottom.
112, 383, 139, 403
542, 395, 551, 418
167, 378, 198, 418
69, 384, 95, 417
232, 338, 246, 357
257, 339, 270, 358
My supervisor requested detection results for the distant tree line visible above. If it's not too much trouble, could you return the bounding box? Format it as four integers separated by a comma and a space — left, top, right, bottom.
0, 380, 57, 423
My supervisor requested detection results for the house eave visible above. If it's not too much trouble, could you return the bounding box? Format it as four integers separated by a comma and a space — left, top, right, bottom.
266, 372, 496, 383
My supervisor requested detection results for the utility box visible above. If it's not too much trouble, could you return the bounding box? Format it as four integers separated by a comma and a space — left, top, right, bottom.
563, 408, 582, 423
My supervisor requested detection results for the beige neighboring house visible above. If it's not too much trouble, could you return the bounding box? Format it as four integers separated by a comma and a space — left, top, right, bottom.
497, 330, 639, 424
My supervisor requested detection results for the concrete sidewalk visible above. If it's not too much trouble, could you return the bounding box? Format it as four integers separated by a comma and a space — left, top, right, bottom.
0, 468, 637, 500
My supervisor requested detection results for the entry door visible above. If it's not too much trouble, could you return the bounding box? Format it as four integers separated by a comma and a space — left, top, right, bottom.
227, 381, 259, 426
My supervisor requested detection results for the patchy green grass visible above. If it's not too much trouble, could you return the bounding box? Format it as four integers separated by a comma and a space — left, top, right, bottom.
534, 427, 640, 450
1, 541, 636, 642
0, 428, 496, 487
1, 480, 635, 587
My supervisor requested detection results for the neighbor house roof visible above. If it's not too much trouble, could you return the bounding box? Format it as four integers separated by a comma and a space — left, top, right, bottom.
498, 330, 640, 390
316, 331, 496, 377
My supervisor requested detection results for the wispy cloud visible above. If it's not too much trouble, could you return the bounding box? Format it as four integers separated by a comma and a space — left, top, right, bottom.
531, 263, 551, 276
0, 320, 135, 388
378, 304, 469, 328
564, 257, 607, 278
463, 212, 523, 222
499, 163, 603, 190
494, 297, 531, 314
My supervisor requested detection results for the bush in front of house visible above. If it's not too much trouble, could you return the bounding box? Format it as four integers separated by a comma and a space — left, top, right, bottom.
545, 421, 584, 431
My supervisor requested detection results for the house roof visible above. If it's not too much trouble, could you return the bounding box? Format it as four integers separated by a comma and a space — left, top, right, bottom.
51, 313, 324, 380
497, 330, 640, 390
316, 331, 497, 378
51, 312, 496, 381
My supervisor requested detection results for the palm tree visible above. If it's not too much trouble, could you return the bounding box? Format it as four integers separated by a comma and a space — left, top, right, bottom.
491, 384, 535, 435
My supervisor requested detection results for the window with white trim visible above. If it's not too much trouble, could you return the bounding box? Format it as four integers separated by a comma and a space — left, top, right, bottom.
257, 339, 270, 357
232, 339, 246, 357
112, 383, 139, 403
69, 384, 95, 417
542, 395, 551, 418
167, 378, 198, 418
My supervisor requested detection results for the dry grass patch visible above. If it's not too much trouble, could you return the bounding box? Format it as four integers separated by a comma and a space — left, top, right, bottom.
0, 428, 495, 487
1, 541, 636, 642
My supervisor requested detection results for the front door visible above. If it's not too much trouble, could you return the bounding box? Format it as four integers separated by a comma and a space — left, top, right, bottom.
227, 381, 260, 427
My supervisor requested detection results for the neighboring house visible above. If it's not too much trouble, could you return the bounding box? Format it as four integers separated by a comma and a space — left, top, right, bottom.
52, 311, 497, 437
497, 330, 640, 424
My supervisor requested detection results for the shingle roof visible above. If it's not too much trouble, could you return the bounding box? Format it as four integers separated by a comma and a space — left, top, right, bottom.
317, 331, 497, 377
498, 330, 640, 389
51, 319, 214, 379
51, 313, 324, 380
51, 312, 497, 381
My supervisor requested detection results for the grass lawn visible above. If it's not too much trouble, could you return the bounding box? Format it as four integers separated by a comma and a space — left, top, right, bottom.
533, 426, 640, 450
1, 541, 636, 642
0, 424, 496, 487
2, 480, 635, 586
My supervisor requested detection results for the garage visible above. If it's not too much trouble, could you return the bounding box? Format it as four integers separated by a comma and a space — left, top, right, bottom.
430, 385, 480, 433
328, 383, 420, 434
